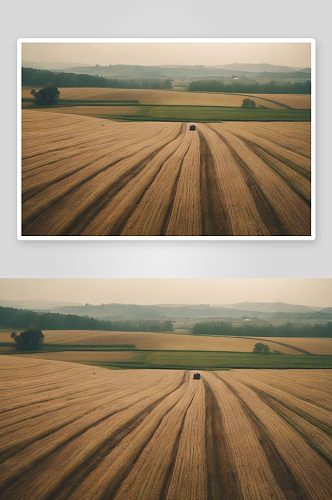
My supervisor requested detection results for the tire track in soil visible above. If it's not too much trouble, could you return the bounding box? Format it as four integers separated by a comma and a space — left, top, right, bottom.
159, 393, 195, 500
229, 137, 311, 206
92, 371, 190, 500
203, 379, 242, 500
0, 373, 187, 499
208, 125, 289, 236
22, 126, 182, 235
249, 389, 332, 467
108, 123, 187, 237
198, 130, 232, 236
160, 141, 191, 236
218, 376, 310, 500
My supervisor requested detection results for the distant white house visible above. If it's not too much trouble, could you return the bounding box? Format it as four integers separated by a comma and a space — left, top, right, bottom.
244, 318, 251, 322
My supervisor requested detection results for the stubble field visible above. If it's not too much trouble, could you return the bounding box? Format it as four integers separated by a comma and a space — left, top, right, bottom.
22, 110, 311, 236
0, 356, 331, 500
23, 87, 309, 109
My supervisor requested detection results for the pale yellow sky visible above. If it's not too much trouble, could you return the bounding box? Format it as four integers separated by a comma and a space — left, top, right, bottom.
0, 279, 330, 307
22, 42, 311, 68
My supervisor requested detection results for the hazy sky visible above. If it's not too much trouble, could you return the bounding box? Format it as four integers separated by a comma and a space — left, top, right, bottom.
22, 42, 311, 68
0, 279, 330, 307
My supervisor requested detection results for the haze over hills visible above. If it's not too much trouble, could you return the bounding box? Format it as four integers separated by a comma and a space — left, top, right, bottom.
21, 61, 310, 80
0, 300, 326, 317
0, 299, 82, 310
224, 302, 321, 313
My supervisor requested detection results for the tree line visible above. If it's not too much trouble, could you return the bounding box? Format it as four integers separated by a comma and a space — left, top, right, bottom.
22, 67, 173, 90
0, 306, 173, 332
192, 321, 332, 337
189, 79, 311, 94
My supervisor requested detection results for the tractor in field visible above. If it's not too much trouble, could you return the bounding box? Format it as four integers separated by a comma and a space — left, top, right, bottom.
193, 372, 201, 379
189, 124, 196, 131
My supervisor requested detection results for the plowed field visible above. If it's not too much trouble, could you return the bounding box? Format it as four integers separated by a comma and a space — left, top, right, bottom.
22, 111, 311, 236
0, 356, 331, 500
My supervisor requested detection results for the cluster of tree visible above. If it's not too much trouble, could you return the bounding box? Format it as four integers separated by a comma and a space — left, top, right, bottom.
188, 79, 311, 94
242, 98, 256, 108
252, 342, 270, 354
31, 85, 60, 105
0, 307, 173, 332
11, 329, 44, 350
22, 67, 173, 90
192, 320, 332, 337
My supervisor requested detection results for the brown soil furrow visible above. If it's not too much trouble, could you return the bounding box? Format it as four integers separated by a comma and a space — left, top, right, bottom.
198, 130, 232, 236
208, 125, 288, 236
218, 376, 307, 500
66, 126, 185, 235
23, 125, 181, 236
61, 372, 190, 500
44, 387, 186, 500
251, 390, 332, 466
160, 142, 191, 236
203, 379, 242, 500
215, 372, 332, 500
81, 125, 187, 236
0, 373, 186, 500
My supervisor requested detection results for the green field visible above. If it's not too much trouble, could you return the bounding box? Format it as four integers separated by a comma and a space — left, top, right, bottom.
22, 98, 311, 122
4, 345, 332, 370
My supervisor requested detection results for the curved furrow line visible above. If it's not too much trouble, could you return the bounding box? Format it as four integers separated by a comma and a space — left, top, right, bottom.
158, 394, 195, 500
217, 376, 307, 500
22, 123, 166, 179
247, 389, 332, 466
225, 123, 311, 159
44, 383, 188, 500
22, 124, 171, 204
208, 125, 289, 236
160, 141, 191, 236
203, 378, 242, 500
241, 383, 332, 437
215, 372, 332, 500
45, 372, 189, 500
0, 373, 187, 500
236, 135, 310, 179
79, 124, 187, 236
22, 125, 182, 236
65, 130, 185, 236
198, 129, 232, 236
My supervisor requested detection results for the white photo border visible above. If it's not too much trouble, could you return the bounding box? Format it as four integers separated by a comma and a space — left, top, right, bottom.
17, 38, 316, 241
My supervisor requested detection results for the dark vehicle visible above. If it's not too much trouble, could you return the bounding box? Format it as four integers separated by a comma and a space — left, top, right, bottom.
189, 124, 196, 131
193, 372, 201, 379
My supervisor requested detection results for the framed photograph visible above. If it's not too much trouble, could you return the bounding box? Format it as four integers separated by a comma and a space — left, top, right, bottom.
18, 39, 315, 240
1, 278, 331, 500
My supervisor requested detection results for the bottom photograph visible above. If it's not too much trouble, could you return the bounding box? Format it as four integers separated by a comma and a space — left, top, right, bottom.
0, 278, 331, 500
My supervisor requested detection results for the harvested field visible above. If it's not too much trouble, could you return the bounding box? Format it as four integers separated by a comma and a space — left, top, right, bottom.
0, 356, 331, 500
1, 329, 302, 354
22, 351, 137, 362
33, 106, 142, 116
256, 337, 332, 355
22, 87, 287, 109
21, 111, 311, 236
245, 94, 311, 109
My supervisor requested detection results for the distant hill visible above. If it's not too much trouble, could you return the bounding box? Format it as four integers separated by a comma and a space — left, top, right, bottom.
0, 299, 82, 310
24, 62, 309, 80
222, 302, 321, 313
320, 307, 332, 314
220, 63, 303, 73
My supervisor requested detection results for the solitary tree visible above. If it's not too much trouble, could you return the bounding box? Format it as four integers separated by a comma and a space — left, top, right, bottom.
242, 98, 256, 109
11, 328, 44, 350
31, 85, 60, 105
252, 342, 270, 354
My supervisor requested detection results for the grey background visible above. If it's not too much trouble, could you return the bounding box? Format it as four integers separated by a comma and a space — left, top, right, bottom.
0, 0, 330, 278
